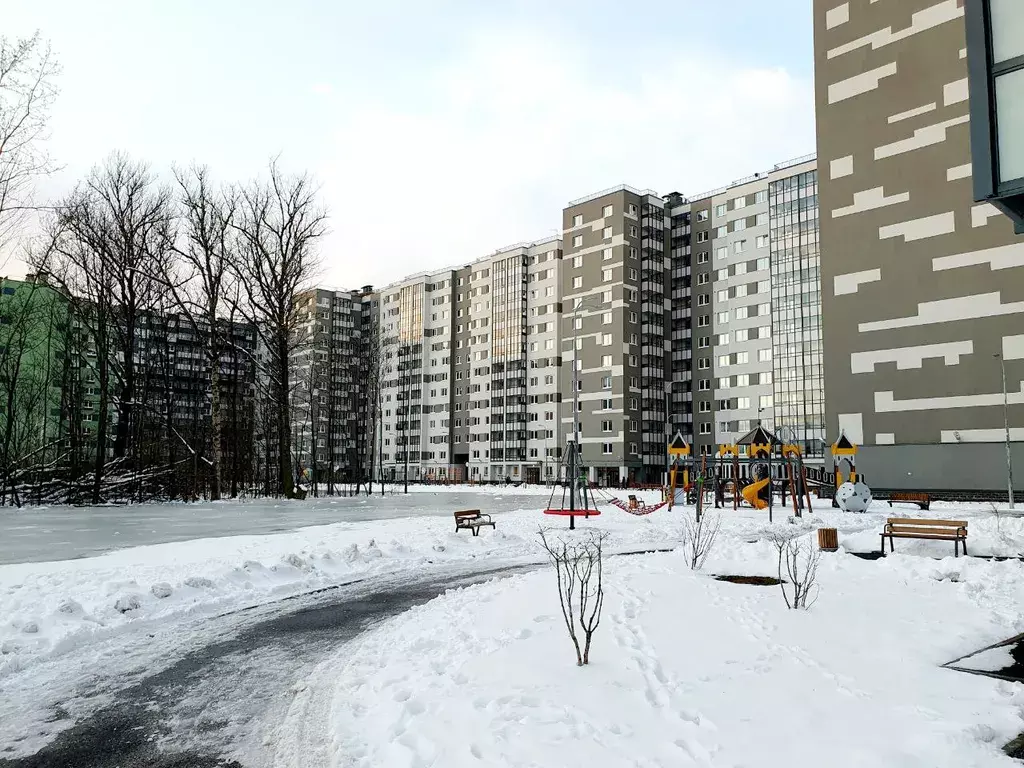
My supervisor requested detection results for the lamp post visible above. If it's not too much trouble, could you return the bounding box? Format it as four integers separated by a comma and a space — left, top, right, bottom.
570, 295, 603, 507
996, 353, 1015, 510
401, 344, 410, 494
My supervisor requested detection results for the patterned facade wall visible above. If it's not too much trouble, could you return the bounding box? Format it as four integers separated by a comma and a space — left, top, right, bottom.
814, 0, 1024, 489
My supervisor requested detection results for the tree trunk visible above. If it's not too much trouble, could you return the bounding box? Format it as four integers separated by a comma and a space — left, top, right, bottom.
209, 321, 223, 501
277, 333, 294, 498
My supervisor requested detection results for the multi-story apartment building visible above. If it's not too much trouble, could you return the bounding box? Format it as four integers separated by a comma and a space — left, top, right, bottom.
379, 239, 563, 485
290, 285, 376, 488
684, 157, 824, 461
560, 187, 670, 485
813, 0, 1023, 492
370, 159, 823, 485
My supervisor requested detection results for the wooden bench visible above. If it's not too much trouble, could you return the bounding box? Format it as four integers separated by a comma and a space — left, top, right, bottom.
886, 491, 931, 510
880, 517, 968, 557
454, 509, 495, 536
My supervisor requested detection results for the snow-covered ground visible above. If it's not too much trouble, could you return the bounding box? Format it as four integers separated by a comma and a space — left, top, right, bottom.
5, 491, 1024, 764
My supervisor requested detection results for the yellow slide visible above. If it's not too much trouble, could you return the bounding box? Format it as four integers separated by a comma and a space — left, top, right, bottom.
742, 477, 770, 509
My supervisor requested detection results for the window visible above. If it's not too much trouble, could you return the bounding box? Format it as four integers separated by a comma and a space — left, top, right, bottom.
754, 190, 767, 204
697, 314, 710, 327
602, 354, 612, 367
734, 262, 748, 276
736, 374, 749, 387
734, 329, 748, 343
572, 276, 583, 288
628, 204, 637, 215
572, 234, 583, 247
545, 339, 555, 350
603, 204, 613, 217
698, 336, 709, 348
699, 423, 712, 435
737, 397, 751, 409
698, 358, 710, 370
736, 351, 749, 364
757, 280, 770, 293
716, 289, 728, 302
755, 212, 768, 226
719, 377, 731, 389
717, 311, 729, 325
733, 196, 747, 210
715, 204, 727, 216
602, 420, 613, 432
715, 226, 728, 238
630, 333, 638, 344
758, 302, 771, 316
698, 294, 709, 306
603, 269, 613, 281
696, 231, 709, 243
603, 443, 614, 454
629, 247, 637, 258
573, 255, 583, 268
698, 401, 711, 413
697, 251, 709, 264
602, 376, 612, 389
545, 286, 555, 296
603, 226, 613, 239
734, 240, 746, 254
716, 247, 728, 261
758, 348, 772, 362
757, 235, 769, 249
603, 311, 612, 324
603, 290, 612, 302
717, 355, 729, 367
602, 333, 612, 345
735, 285, 748, 298
734, 218, 747, 231
697, 209, 709, 221
600, 398, 613, 410
760, 371, 774, 385
603, 248, 613, 260
629, 226, 638, 237
697, 273, 709, 285
735, 307, 748, 320
573, 214, 583, 226
698, 379, 710, 391
630, 396, 638, 408
574, 317, 582, 330
756, 257, 769, 271
759, 395, 773, 409
629, 311, 637, 322
628, 268, 638, 280
629, 354, 638, 366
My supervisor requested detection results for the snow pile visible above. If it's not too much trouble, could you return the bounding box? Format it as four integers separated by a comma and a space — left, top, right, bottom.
306, 547, 1024, 768
0, 493, 670, 677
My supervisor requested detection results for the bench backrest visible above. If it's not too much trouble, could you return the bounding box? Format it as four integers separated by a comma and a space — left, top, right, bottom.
886, 517, 966, 528
890, 492, 930, 500
454, 509, 481, 519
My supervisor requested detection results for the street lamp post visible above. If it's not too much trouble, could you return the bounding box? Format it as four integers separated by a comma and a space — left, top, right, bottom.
570, 295, 602, 505
401, 345, 410, 494
996, 353, 1015, 510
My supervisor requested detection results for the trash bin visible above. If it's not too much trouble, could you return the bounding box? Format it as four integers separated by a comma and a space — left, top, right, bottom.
818, 527, 839, 552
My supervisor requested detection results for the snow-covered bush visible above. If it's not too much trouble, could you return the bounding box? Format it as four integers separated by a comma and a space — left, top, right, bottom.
681, 509, 721, 571
538, 528, 608, 666
765, 529, 820, 610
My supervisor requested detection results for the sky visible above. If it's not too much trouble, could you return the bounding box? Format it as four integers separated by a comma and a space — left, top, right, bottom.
4, 0, 816, 290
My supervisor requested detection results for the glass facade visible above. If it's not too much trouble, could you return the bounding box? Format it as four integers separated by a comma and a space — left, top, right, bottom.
769, 170, 825, 458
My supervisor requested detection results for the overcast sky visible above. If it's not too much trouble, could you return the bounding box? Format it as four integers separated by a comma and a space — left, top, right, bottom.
5, 0, 815, 290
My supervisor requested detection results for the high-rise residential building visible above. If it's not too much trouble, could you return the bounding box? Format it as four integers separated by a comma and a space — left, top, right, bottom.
379, 239, 564, 485
291, 285, 376, 488
684, 157, 823, 460
813, 0, 1024, 492
560, 187, 670, 485
368, 160, 821, 485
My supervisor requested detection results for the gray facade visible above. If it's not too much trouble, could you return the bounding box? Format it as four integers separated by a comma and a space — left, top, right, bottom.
814, 0, 1024, 491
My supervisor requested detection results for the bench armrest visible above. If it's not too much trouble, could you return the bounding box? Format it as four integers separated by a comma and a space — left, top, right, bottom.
479, 513, 492, 522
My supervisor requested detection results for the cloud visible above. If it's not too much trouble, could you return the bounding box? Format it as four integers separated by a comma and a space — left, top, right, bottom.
318, 26, 814, 290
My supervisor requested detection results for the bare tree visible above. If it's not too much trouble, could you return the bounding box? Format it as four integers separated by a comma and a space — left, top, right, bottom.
539, 528, 608, 666
766, 529, 821, 610
231, 159, 326, 499
681, 508, 721, 570
0, 32, 60, 257
35, 154, 173, 502
165, 165, 236, 499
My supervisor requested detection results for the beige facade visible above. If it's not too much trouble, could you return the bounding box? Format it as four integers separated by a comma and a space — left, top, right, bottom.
814, 0, 1024, 491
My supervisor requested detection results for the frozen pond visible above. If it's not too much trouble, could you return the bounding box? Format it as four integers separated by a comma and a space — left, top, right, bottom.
0, 490, 554, 565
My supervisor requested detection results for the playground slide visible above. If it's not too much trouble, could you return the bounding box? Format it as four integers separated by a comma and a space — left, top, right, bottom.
741, 477, 770, 510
